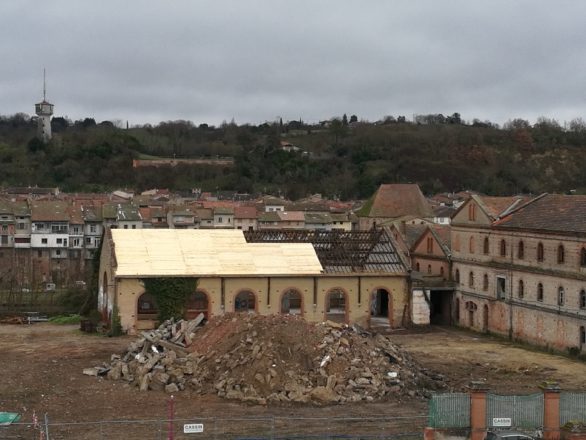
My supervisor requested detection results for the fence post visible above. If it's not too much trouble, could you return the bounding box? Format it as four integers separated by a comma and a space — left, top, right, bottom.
424, 427, 436, 440
167, 395, 175, 440
44, 413, 50, 440
541, 381, 561, 440
469, 381, 489, 440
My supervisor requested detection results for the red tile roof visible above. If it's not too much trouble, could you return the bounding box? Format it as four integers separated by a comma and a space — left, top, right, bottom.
476, 196, 529, 219
360, 184, 433, 219
234, 206, 257, 219
494, 194, 586, 234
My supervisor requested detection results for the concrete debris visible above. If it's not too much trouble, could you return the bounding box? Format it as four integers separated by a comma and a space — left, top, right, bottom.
87, 313, 447, 405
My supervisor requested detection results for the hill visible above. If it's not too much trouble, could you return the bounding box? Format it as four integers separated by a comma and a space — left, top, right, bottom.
1, 113, 585, 198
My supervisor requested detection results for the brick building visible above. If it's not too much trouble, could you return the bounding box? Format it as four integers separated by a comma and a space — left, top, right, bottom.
452, 194, 586, 352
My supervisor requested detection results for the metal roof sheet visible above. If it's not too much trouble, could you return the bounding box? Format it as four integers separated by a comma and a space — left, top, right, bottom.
111, 229, 323, 277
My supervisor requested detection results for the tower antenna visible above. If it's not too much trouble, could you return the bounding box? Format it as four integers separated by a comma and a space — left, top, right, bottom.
43, 68, 46, 101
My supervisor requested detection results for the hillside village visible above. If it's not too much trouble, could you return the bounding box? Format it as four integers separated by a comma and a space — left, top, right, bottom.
0, 183, 584, 356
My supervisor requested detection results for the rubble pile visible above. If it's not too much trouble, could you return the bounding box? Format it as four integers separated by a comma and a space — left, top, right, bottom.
85, 313, 447, 405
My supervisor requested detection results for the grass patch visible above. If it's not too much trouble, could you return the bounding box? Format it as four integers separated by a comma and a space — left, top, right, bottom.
49, 314, 81, 325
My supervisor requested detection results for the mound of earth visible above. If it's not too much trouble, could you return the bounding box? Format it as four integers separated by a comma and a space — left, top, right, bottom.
87, 314, 446, 405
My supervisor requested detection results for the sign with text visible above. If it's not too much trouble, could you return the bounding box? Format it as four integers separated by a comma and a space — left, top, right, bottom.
492, 418, 512, 427
183, 423, 204, 434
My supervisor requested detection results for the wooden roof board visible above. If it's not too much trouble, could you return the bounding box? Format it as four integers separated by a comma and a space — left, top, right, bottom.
111, 229, 323, 277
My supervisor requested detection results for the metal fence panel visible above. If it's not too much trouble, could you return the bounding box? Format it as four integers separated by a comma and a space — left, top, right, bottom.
428, 393, 471, 428
0, 416, 428, 440
487, 393, 544, 430
560, 392, 586, 425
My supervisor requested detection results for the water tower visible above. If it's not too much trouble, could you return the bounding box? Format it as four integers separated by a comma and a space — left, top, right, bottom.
35, 69, 53, 141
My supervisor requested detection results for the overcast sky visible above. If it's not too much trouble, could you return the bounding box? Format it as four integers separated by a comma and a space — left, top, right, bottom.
1, 1, 585, 126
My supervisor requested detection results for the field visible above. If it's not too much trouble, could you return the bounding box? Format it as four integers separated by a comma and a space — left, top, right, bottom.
1, 323, 585, 439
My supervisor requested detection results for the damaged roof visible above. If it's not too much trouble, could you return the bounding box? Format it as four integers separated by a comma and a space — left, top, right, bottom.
244, 229, 406, 274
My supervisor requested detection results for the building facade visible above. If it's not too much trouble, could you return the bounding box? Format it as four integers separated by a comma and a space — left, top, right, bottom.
452, 194, 586, 352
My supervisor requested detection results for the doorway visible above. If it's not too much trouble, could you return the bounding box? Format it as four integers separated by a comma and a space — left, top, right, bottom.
325, 288, 347, 323
370, 288, 392, 326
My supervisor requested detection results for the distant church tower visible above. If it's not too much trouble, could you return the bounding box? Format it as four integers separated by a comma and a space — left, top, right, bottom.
35, 69, 54, 141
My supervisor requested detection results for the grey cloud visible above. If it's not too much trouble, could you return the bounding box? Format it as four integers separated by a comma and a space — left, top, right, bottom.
1, 1, 586, 125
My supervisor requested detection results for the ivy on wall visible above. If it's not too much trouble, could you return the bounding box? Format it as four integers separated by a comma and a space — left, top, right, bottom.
141, 277, 198, 322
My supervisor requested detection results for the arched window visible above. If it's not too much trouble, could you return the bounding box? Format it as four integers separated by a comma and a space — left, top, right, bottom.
186, 291, 209, 320
558, 286, 565, 306
557, 245, 565, 264
416, 262, 420, 272
235, 290, 256, 313
427, 264, 432, 274
581, 289, 586, 309
426, 237, 434, 253
455, 269, 460, 284
500, 239, 507, 257
469, 271, 475, 288
454, 234, 460, 252
537, 283, 544, 302
581, 248, 586, 267
537, 243, 544, 262
483, 237, 489, 255
137, 292, 158, 318
469, 236, 475, 254
440, 266, 445, 278
482, 274, 489, 291
281, 289, 302, 315
518, 241, 524, 260
468, 203, 476, 221
518, 280, 524, 299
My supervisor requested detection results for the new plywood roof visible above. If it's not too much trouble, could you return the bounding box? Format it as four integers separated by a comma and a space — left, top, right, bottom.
111, 229, 323, 277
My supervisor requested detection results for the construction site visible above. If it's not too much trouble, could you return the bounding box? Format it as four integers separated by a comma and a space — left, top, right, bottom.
2, 317, 586, 439
2, 227, 586, 439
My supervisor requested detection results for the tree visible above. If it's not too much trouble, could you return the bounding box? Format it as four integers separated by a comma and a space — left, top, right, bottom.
350, 114, 358, 123
342, 114, 348, 126
503, 118, 530, 130
329, 118, 347, 146
51, 116, 70, 133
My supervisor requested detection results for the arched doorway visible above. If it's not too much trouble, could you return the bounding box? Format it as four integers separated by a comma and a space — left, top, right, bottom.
455, 298, 460, 323
465, 301, 477, 328
370, 288, 392, 326
185, 290, 209, 320
483, 304, 489, 332
325, 288, 347, 323
235, 290, 256, 313
281, 289, 302, 315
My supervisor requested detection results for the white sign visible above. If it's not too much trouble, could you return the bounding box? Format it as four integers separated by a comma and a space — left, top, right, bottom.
183, 423, 204, 434
493, 418, 512, 427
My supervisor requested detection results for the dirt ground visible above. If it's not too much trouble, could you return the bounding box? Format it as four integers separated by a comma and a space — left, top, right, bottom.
1, 323, 585, 432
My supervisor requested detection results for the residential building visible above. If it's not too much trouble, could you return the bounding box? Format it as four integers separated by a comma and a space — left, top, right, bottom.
451, 193, 586, 352
234, 206, 258, 231
304, 212, 332, 230
213, 207, 234, 228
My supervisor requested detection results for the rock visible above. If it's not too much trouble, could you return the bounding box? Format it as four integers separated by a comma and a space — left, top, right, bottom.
83, 367, 100, 376
326, 375, 337, 390
310, 386, 338, 403
254, 373, 265, 384
165, 383, 179, 393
